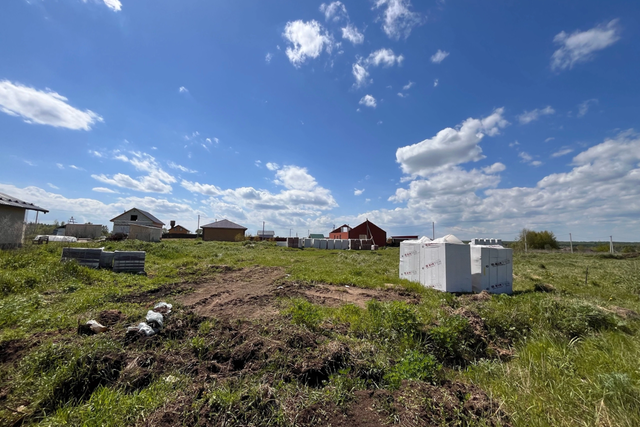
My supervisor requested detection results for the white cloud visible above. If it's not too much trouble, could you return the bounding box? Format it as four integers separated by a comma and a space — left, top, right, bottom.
518, 106, 555, 124
0, 80, 103, 130
359, 94, 377, 108
518, 152, 533, 162
266, 162, 280, 171
551, 20, 621, 71
181, 165, 338, 229
47, 183, 59, 190
531, 161, 543, 167
354, 188, 365, 196
265, 52, 273, 63
56, 163, 64, 169
255, 160, 262, 167
545, 137, 555, 143
89, 150, 103, 157
433, 78, 439, 87
283, 20, 332, 67
320, 2, 348, 22
92, 152, 176, 194
509, 141, 520, 147
377, 120, 383, 125
403, 81, 414, 90
373, 0, 422, 40
366, 48, 404, 67
341, 24, 364, 45
179, 86, 189, 94
578, 98, 598, 117
397, 92, 407, 98
352, 63, 371, 87
430, 50, 449, 64
167, 161, 197, 173
92, 187, 119, 194
551, 148, 574, 158
69, 165, 85, 171
396, 108, 509, 177
103, 0, 122, 12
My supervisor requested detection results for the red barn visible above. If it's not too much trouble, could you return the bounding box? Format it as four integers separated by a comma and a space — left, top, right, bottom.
329, 220, 387, 246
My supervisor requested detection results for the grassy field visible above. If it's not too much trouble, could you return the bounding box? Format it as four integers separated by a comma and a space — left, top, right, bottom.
1, 240, 639, 426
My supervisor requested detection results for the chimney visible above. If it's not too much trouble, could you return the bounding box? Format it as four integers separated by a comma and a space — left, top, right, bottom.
170, 220, 176, 228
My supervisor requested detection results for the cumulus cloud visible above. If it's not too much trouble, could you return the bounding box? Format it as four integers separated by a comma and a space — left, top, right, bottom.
179, 86, 188, 94
433, 78, 439, 87
352, 48, 403, 87
265, 52, 273, 63
552, 148, 573, 158
352, 63, 371, 87
366, 48, 404, 67
403, 81, 414, 90
397, 93, 407, 98
430, 50, 449, 64
518, 152, 542, 166
354, 188, 365, 196
320, 2, 348, 22
181, 165, 338, 229
92, 152, 176, 194
0, 80, 103, 130
341, 24, 364, 45
103, 0, 122, 12
167, 161, 197, 173
283, 20, 332, 67
373, 0, 422, 40
359, 94, 377, 108
551, 20, 621, 71
578, 99, 598, 117
518, 106, 555, 124
395, 108, 509, 176
266, 162, 280, 171
92, 187, 119, 194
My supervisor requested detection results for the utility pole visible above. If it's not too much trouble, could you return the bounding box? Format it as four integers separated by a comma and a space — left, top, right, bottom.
289, 229, 291, 237
524, 232, 528, 253
432, 222, 435, 240
569, 233, 573, 254
610, 236, 614, 254
197, 215, 200, 230
262, 221, 265, 240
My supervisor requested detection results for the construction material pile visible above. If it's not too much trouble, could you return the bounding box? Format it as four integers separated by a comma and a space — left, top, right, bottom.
399, 235, 513, 294
61, 248, 146, 273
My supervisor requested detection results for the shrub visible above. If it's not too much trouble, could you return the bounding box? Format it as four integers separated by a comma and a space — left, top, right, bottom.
384, 350, 442, 388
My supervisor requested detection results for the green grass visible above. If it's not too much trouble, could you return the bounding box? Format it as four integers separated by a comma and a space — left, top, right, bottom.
0, 241, 639, 426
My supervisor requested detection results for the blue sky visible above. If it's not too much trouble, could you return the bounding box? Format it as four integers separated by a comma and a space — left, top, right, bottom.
1, 0, 640, 241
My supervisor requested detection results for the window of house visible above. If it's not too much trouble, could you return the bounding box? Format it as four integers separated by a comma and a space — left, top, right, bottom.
131, 215, 138, 221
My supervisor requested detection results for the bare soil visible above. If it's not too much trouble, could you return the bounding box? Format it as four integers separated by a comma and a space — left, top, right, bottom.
173, 266, 420, 320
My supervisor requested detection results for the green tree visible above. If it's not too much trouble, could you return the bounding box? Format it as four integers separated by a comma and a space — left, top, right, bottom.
514, 228, 560, 251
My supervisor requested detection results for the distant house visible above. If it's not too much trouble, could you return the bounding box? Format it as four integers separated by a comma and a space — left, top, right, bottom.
168, 220, 190, 235
110, 208, 164, 235
257, 230, 275, 240
0, 191, 48, 249
202, 219, 247, 242
329, 219, 387, 246
309, 233, 325, 239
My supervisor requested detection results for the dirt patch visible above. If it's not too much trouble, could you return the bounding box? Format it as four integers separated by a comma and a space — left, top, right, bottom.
297, 380, 511, 427
98, 310, 125, 326
176, 266, 420, 320
603, 306, 640, 320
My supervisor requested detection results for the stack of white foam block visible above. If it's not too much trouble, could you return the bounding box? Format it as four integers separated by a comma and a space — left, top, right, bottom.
470, 241, 513, 294
400, 235, 512, 294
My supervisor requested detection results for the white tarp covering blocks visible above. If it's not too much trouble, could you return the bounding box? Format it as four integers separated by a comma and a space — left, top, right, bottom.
400, 236, 472, 293
470, 242, 513, 294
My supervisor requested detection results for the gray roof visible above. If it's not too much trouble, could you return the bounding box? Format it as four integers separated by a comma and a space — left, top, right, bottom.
110, 208, 165, 225
201, 219, 247, 230
0, 192, 48, 213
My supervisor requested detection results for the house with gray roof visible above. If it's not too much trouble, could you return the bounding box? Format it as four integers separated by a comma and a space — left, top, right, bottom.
0, 191, 48, 249
201, 219, 247, 242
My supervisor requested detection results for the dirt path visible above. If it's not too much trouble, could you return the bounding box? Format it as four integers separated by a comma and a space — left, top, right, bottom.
175, 266, 419, 319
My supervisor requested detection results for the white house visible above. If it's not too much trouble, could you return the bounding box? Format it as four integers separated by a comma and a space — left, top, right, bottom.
0, 191, 48, 249
110, 208, 164, 235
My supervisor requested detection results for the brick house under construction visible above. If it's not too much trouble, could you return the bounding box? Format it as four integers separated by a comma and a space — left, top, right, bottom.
328, 219, 387, 246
